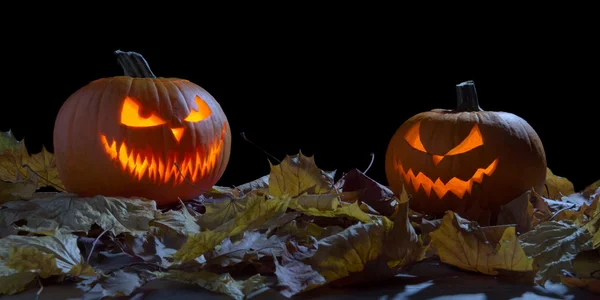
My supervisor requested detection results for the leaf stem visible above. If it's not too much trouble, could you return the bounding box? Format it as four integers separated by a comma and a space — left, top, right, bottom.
361, 152, 375, 174
86, 226, 113, 264
22, 164, 67, 192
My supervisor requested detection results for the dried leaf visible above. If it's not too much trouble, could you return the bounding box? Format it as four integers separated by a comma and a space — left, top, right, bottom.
0, 130, 63, 189
268, 152, 333, 197
430, 211, 534, 276
0, 194, 157, 236
383, 195, 427, 269
236, 174, 270, 196
303, 217, 393, 284
582, 180, 600, 200
335, 168, 397, 216
497, 189, 535, 234
203, 231, 286, 267
198, 197, 248, 230
0, 169, 37, 203
0, 229, 95, 295
152, 269, 268, 300
292, 193, 340, 211
273, 247, 326, 297
151, 201, 201, 236
173, 195, 290, 262
291, 200, 372, 223
544, 167, 575, 200
83, 269, 149, 298
519, 220, 593, 285
559, 250, 600, 294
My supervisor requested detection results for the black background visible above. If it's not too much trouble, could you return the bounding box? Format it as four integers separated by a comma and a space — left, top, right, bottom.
1, 23, 598, 192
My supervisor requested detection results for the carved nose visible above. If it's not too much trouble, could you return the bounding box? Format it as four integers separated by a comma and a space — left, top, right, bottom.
432, 154, 444, 166
171, 127, 184, 142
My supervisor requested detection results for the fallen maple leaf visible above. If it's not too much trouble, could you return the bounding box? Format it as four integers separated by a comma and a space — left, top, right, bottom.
152, 269, 268, 300
151, 201, 201, 236
497, 189, 535, 234
0, 229, 95, 296
0, 194, 157, 236
559, 250, 600, 294
273, 246, 326, 297
334, 168, 397, 216
291, 200, 373, 224
236, 174, 270, 196
544, 167, 575, 200
0, 130, 63, 189
198, 197, 248, 230
202, 231, 286, 268
430, 211, 534, 277
0, 169, 38, 203
518, 220, 593, 285
173, 195, 290, 262
82, 268, 150, 298
268, 152, 334, 197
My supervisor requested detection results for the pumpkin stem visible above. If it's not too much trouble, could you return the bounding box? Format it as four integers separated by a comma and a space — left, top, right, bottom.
114, 50, 157, 78
456, 80, 483, 112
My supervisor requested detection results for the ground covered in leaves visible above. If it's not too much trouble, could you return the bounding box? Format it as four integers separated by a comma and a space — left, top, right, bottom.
1, 130, 599, 299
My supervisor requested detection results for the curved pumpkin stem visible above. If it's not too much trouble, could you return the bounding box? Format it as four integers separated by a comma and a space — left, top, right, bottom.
456, 80, 483, 112
114, 50, 157, 78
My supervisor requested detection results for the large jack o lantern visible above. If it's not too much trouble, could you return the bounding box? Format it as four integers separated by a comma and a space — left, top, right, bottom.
53, 50, 231, 205
385, 81, 547, 221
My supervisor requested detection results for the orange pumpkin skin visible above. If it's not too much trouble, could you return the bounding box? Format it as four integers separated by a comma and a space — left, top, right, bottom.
384, 81, 546, 221
53, 51, 231, 206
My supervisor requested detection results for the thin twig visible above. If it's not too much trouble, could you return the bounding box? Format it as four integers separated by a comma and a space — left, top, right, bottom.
361, 152, 375, 174
240, 132, 281, 163
22, 164, 67, 192
35, 275, 43, 300
87, 226, 113, 264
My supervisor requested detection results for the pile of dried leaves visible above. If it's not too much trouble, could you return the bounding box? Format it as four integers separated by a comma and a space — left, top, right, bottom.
1, 130, 599, 299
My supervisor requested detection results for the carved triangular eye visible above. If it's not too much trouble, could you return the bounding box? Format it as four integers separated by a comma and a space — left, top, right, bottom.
404, 121, 427, 152
184, 95, 212, 122
445, 124, 483, 156
120, 97, 166, 127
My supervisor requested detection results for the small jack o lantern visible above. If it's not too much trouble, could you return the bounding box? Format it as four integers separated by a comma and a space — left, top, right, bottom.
385, 81, 547, 221
53, 50, 231, 205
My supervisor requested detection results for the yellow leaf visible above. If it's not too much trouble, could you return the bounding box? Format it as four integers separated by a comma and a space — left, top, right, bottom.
173, 195, 290, 262
0, 169, 37, 203
430, 211, 534, 276
152, 269, 267, 300
291, 200, 373, 224
582, 180, 600, 200
559, 250, 600, 294
0, 269, 36, 296
0, 131, 63, 190
268, 152, 334, 197
198, 197, 248, 230
544, 167, 575, 199
304, 217, 392, 284
383, 194, 427, 268
292, 193, 340, 211
0, 229, 95, 295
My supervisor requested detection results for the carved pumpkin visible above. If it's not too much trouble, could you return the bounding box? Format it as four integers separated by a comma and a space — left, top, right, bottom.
53, 50, 231, 205
384, 81, 547, 221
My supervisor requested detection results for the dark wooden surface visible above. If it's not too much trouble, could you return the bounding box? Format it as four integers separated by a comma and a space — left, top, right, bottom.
6, 258, 596, 300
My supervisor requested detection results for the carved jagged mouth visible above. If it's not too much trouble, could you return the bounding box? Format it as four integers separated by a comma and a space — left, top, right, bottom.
396, 158, 499, 199
99, 126, 227, 185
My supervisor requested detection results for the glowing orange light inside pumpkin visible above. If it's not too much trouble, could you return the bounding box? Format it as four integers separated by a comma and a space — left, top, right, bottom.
404, 122, 484, 165
184, 96, 212, 122
171, 127, 184, 143
121, 97, 166, 127
99, 125, 227, 184
396, 158, 498, 199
